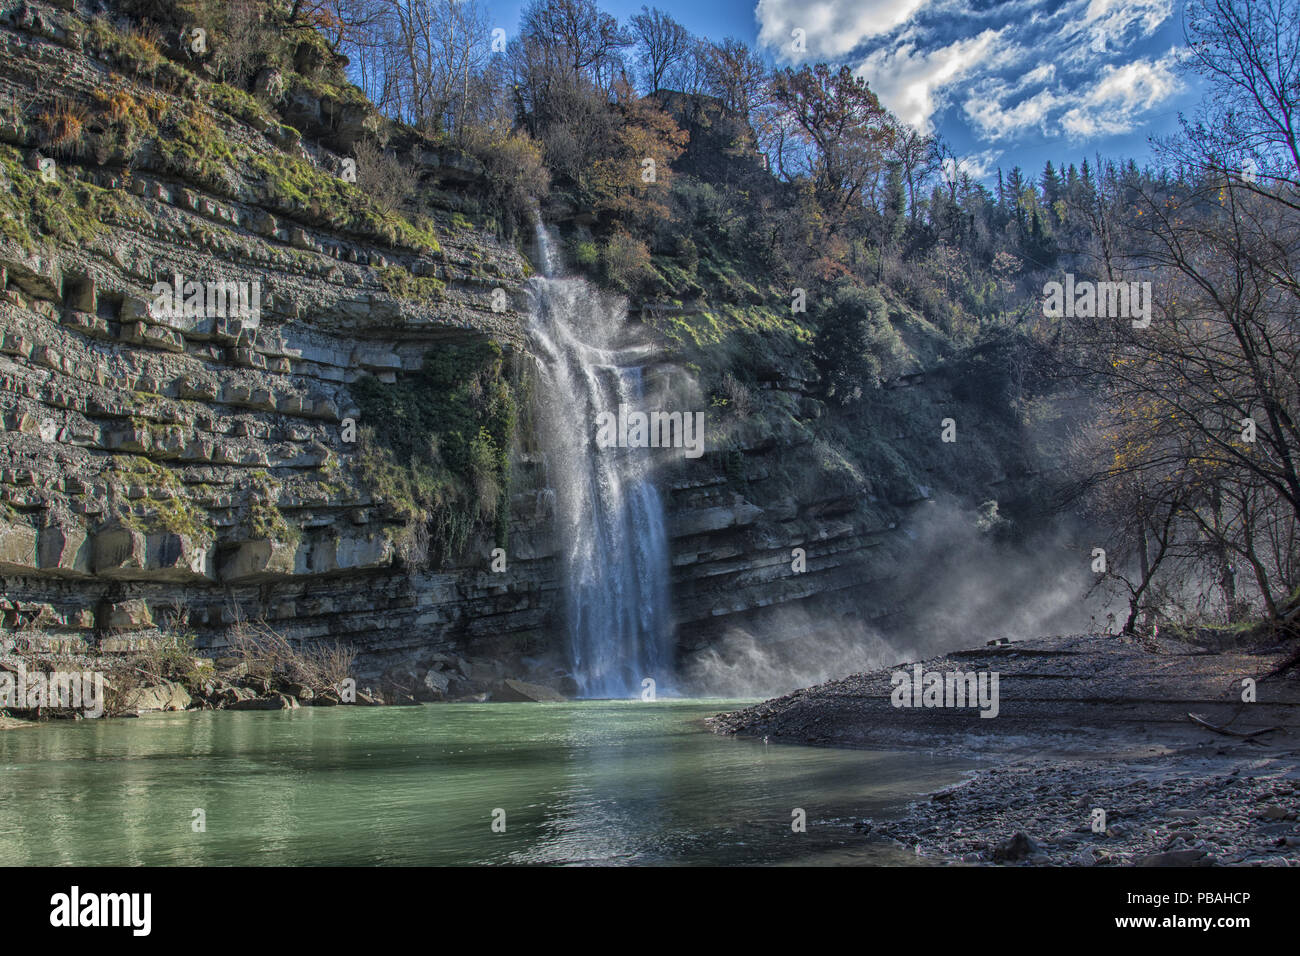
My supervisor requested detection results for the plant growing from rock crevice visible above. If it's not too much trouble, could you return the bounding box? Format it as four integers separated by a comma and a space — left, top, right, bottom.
351, 340, 515, 564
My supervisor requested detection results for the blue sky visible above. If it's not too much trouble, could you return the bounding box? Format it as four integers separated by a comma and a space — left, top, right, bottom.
484, 0, 1202, 186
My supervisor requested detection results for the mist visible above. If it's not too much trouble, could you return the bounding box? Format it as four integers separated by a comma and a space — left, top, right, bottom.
678, 496, 1118, 698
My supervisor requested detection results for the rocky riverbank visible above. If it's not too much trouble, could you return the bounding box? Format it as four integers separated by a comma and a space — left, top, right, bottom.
709, 632, 1300, 865
0, 641, 569, 726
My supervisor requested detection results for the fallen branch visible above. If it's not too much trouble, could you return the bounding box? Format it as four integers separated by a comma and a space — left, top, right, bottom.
1261, 643, 1300, 680
1187, 712, 1281, 738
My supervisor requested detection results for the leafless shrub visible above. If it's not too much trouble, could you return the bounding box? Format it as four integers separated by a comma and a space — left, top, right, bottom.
352, 138, 418, 214
711, 372, 754, 417
394, 520, 432, 571
227, 608, 355, 695
1, 630, 140, 718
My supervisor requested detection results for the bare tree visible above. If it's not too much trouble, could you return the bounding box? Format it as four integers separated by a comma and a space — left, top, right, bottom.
702, 37, 767, 115
1180, 0, 1300, 194
331, 0, 495, 140
628, 6, 690, 95
520, 0, 629, 90
887, 121, 938, 222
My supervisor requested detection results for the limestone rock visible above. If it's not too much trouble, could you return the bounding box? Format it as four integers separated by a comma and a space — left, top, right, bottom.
228, 694, 298, 710
99, 599, 153, 629
125, 680, 192, 713
0, 521, 38, 571
219, 539, 298, 582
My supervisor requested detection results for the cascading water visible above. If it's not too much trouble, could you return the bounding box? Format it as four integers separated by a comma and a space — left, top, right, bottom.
527, 223, 674, 698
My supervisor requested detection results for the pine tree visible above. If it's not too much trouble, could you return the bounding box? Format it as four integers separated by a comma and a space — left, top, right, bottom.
1041, 160, 1061, 207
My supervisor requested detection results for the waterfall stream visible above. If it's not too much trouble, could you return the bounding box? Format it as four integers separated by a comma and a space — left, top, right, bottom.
526, 224, 674, 698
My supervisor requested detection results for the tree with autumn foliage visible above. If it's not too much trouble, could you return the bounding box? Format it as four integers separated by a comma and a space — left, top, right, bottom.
770, 64, 896, 233
586, 81, 688, 227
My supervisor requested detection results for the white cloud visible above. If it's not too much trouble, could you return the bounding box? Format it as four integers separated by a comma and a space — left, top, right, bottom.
856, 29, 1006, 133
755, 0, 935, 61
1084, 0, 1172, 32
964, 84, 1062, 140
752, 0, 1189, 152
964, 51, 1183, 141
942, 148, 1003, 183
1056, 0, 1173, 61
1060, 53, 1183, 137
1020, 63, 1057, 87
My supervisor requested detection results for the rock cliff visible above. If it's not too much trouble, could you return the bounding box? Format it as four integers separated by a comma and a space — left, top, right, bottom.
0, 1, 1042, 694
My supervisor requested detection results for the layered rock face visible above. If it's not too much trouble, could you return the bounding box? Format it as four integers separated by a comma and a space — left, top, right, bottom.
0, 1, 554, 682
656, 358, 941, 661
0, 2, 1035, 692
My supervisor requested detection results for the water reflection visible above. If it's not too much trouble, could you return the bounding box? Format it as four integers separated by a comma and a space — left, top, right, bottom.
0, 701, 969, 866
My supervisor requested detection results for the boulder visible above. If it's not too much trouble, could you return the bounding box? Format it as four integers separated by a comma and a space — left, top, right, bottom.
216, 685, 257, 706
125, 680, 191, 713
228, 694, 298, 711
281, 682, 315, 701
992, 831, 1040, 862
417, 668, 451, 701
446, 675, 489, 699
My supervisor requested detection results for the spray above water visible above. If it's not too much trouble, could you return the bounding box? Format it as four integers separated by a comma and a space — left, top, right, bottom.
527, 222, 674, 698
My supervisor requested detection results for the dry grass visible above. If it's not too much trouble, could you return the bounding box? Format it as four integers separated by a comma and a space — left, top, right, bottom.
1, 629, 143, 718
227, 610, 356, 696
35, 99, 90, 155
351, 138, 418, 214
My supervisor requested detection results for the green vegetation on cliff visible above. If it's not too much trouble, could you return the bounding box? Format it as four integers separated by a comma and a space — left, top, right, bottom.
352, 341, 515, 562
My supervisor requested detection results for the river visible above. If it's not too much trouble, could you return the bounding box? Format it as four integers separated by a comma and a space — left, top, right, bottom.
0, 701, 970, 865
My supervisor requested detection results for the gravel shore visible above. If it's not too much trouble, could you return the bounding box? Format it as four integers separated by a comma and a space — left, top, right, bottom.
708, 633, 1300, 865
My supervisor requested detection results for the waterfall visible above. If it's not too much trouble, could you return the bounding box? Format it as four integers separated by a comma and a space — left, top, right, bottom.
526, 223, 674, 698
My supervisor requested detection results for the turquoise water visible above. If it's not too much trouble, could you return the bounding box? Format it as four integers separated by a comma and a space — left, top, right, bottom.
0, 700, 968, 865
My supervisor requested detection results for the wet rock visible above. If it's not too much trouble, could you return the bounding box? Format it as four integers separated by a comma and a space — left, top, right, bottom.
228, 694, 298, 711
281, 682, 315, 701
1136, 849, 1215, 867
992, 831, 1040, 862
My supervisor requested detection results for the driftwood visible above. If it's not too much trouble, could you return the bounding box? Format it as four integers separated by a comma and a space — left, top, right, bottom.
1187, 712, 1281, 738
